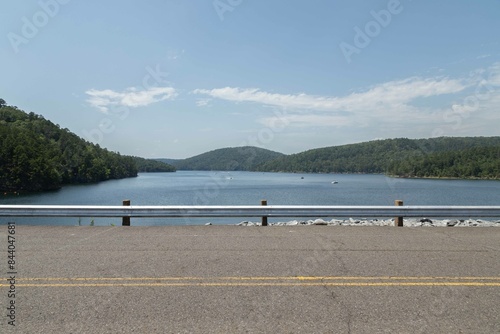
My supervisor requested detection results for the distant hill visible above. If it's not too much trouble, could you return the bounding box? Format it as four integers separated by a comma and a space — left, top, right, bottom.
0, 103, 174, 192
155, 158, 180, 166
253, 137, 500, 179
132, 157, 175, 173
161, 146, 285, 171
156, 137, 500, 178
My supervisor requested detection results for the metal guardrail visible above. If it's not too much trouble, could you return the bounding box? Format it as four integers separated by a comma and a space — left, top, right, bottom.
1, 205, 499, 218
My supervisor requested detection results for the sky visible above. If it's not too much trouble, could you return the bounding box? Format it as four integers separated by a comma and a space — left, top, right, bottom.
1, 0, 500, 159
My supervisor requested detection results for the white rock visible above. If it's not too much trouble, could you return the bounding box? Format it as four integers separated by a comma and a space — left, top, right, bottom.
236, 218, 499, 227
312, 219, 328, 225
328, 219, 342, 226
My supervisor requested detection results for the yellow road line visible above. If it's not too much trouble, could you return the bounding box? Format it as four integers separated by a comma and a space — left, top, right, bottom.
1, 276, 499, 287
3, 282, 500, 287
5, 276, 500, 281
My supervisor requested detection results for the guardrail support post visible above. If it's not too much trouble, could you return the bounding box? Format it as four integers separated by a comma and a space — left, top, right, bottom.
261, 200, 268, 226
122, 200, 131, 226
395, 200, 403, 227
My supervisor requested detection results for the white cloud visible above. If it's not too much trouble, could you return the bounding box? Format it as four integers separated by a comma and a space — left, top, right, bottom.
195, 98, 211, 107
487, 62, 500, 85
193, 77, 466, 114
259, 114, 351, 128
86, 86, 177, 113
193, 76, 468, 129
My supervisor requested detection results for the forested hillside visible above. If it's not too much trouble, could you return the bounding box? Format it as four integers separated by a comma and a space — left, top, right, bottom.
0, 103, 173, 192
254, 137, 500, 179
133, 156, 175, 172
164, 146, 284, 171
387, 146, 500, 179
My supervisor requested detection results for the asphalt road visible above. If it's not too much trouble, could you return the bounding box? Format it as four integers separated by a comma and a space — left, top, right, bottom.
1, 225, 499, 333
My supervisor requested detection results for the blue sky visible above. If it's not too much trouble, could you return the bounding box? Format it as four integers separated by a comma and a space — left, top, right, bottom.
1, 0, 499, 158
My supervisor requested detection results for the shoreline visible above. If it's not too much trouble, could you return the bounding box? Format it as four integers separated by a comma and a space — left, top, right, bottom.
388, 174, 500, 181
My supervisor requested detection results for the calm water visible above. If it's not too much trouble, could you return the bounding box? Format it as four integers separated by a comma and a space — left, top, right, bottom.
1, 171, 499, 226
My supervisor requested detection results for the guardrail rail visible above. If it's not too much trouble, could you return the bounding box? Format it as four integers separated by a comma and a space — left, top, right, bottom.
1, 200, 499, 226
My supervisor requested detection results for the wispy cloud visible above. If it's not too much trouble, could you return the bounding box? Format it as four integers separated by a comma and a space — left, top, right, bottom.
86, 86, 177, 113
193, 77, 466, 114
194, 62, 500, 134
195, 98, 212, 107
488, 62, 500, 85
259, 114, 351, 128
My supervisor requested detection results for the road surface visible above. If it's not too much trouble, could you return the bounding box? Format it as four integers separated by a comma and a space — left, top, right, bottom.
1, 225, 499, 333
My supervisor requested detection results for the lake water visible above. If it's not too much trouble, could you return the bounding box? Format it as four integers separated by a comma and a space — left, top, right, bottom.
1, 171, 499, 226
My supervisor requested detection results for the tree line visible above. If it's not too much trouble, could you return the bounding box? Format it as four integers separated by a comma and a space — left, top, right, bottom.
166, 146, 284, 171
253, 137, 500, 179
0, 102, 174, 193
386, 146, 500, 179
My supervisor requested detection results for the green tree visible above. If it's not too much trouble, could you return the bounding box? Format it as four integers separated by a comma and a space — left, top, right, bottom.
0, 106, 145, 192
